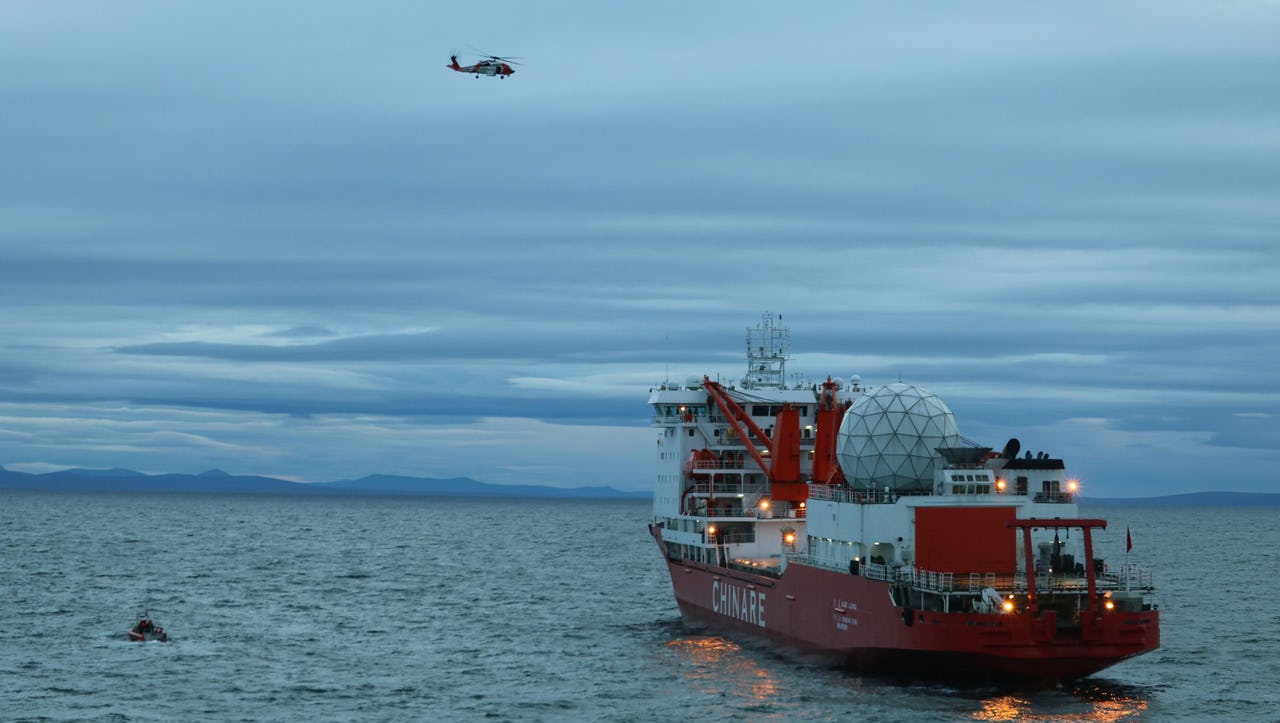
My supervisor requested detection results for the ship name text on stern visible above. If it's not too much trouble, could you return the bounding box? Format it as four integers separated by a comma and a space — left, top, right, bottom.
711, 579, 767, 627
833, 598, 859, 630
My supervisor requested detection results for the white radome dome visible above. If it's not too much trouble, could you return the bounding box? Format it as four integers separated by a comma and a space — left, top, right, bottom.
835, 383, 961, 490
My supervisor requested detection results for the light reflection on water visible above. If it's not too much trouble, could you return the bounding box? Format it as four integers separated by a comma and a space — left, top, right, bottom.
1071, 681, 1153, 722
971, 683, 1151, 722
972, 695, 1031, 721
916, 674, 1157, 723
666, 635, 779, 702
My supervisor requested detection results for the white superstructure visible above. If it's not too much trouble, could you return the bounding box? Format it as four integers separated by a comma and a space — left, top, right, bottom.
650, 313, 860, 572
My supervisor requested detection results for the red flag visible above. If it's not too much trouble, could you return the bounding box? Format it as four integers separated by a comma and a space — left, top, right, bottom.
1126, 527, 1133, 553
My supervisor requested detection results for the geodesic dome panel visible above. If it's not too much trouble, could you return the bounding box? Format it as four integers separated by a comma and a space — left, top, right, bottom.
836, 383, 962, 490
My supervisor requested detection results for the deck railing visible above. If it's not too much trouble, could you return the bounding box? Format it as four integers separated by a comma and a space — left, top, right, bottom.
1114, 562, 1155, 591
688, 481, 769, 495
1033, 491, 1077, 503
688, 459, 748, 471
807, 486, 897, 504
708, 531, 756, 545
700, 508, 748, 518
787, 555, 1155, 597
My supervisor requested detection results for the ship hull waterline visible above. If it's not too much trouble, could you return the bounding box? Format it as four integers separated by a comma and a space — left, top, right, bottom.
653, 526, 1159, 682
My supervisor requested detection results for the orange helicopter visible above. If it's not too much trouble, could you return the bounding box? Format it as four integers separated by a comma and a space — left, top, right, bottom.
447, 52, 520, 78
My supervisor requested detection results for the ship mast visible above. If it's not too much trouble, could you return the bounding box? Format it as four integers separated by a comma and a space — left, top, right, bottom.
743, 312, 790, 390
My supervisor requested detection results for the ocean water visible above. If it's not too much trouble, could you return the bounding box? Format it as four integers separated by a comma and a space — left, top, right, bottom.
1, 491, 1277, 722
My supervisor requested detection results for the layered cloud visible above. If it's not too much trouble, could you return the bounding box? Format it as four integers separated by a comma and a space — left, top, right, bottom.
1, 2, 1277, 492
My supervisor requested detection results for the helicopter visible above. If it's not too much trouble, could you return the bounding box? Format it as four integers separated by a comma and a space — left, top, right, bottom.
447, 52, 520, 78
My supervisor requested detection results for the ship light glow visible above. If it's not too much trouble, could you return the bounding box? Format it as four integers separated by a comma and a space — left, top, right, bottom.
996, 478, 1006, 492
1104, 600, 1115, 611
783, 532, 796, 544
759, 499, 770, 510
1002, 601, 1015, 613
1067, 479, 1079, 493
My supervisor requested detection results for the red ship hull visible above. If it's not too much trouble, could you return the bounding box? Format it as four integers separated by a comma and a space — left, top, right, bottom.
654, 527, 1159, 682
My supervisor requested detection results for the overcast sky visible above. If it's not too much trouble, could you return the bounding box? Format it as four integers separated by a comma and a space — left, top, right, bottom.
2, 1, 1277, 495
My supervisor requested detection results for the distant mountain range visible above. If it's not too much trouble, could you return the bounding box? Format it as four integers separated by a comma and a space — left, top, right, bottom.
1, 465, 1273, 504
0, 466, 648, 500
1078, 491, 1280, 506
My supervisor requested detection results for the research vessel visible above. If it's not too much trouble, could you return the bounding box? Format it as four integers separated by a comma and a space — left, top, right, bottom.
649, 313, 1158, 680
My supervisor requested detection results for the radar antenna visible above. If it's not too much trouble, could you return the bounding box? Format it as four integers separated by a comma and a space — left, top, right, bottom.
743, 312, 790, 389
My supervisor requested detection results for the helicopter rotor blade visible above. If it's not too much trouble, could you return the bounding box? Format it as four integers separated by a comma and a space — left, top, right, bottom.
467, 46, 522, 64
